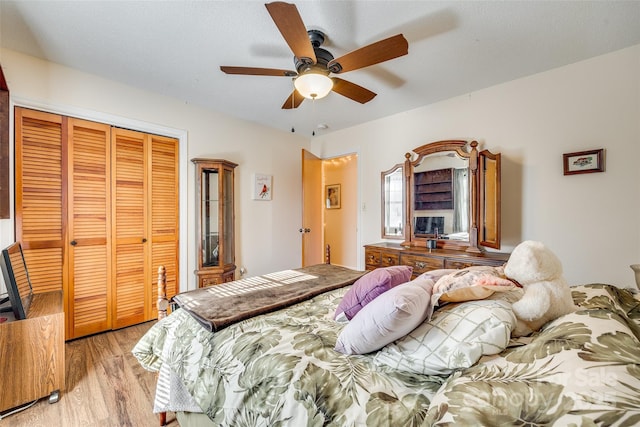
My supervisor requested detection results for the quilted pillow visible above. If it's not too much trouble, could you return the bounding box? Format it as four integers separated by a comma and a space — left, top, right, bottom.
334, 265, 413, 320
373, 299, 516, 375
334, 276, 434, 355
432, 266, 516, 304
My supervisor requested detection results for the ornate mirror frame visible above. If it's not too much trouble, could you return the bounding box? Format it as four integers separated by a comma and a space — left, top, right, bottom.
397, 140, 501, 253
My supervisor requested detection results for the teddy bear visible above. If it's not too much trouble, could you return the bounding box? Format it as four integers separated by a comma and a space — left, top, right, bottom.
503, 240, 577, 337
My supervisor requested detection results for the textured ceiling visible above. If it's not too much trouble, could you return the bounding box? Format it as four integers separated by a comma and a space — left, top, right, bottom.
1, 1, 639, 137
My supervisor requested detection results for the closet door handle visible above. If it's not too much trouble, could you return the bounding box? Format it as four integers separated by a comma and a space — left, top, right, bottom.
142, 238, 147, 243
70, 240, 77, 246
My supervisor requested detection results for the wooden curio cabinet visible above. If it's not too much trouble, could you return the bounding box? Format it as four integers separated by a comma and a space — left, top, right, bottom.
192, 158, 237, 288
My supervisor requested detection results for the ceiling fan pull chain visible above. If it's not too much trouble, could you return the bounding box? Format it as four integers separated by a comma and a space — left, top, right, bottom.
312, 98, 319, 136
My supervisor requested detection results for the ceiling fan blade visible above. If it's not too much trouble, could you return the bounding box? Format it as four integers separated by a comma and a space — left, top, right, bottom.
328, 34, 408, 73
220, 66, 297, 77
265, 2, 316, 65
281, 90, 305, 109
331, 77, 377, 104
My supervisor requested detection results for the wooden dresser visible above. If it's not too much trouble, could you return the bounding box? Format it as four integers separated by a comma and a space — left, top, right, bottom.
364, 242, 509, 278
0, 291, 65, 412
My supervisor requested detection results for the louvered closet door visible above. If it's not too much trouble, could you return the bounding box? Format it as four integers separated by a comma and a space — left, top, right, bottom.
149, 135, 179, 319
111, 128, 148, 329
16, 108, 180, 336
67, 118, 111, 338
14, 108, 65, 294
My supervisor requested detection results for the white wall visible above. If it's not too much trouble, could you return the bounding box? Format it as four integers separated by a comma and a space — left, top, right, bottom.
0, 48, 310, 292
314, 44, 640, 289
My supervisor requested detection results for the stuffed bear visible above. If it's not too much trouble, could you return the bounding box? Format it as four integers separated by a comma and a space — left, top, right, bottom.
504, 240, 577, 337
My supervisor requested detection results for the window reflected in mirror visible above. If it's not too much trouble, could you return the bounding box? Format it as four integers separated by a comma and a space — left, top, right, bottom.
382, 165, 404, 239
413, 153, 469, 241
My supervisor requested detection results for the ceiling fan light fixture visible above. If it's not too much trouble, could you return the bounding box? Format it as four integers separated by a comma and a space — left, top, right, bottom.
294, 72, 333, 100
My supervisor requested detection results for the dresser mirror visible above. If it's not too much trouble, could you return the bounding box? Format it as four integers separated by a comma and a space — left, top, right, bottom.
412, 150, 469, 241
382, 140, 501, 252
381, 164, 404, 239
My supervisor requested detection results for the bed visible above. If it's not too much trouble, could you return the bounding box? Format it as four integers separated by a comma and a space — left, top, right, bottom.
133, 263, 640, 426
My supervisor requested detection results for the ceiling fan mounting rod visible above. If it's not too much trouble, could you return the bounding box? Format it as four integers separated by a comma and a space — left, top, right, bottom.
307, 29, 325, 47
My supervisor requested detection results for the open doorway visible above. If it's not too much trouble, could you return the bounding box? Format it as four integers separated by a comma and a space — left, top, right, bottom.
301, 150, 358, 269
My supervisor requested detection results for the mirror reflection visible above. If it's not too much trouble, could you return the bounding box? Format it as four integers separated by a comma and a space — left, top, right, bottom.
413, 153, 469, 241
382, 165, 404, 238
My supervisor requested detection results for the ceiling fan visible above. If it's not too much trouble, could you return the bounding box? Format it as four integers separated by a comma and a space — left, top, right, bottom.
220, 1, 409, 109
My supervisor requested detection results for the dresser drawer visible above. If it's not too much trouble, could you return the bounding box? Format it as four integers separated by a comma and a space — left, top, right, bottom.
200, 276, 222, 287
364, 248, 381, 270
400, 254, 444, 275
444, 259, 478, 270
380, 251, 399, 267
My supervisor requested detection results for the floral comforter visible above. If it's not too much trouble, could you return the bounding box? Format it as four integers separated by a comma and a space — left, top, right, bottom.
133, 284, 640, 426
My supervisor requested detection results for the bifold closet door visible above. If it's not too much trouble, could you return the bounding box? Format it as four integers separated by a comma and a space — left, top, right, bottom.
111, 128, 148, 329
16, 110, 111, 339
16, 108, 179, 337
148, 134, 179, 319
14, 108, 65, 295
111, 129, 179, 328
67, 118, 112, 338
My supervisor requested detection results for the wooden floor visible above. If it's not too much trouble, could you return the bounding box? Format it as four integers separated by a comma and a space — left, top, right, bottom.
0, 322, 179, 427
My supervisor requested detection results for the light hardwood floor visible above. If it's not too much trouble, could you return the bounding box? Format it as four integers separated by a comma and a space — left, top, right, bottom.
0, 322, 178, 427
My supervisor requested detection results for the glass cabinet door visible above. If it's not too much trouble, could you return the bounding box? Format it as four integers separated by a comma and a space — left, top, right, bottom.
201, 167, 220, 267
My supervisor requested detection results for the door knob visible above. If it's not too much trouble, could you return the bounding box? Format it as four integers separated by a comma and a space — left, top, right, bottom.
70, 240, 77, 246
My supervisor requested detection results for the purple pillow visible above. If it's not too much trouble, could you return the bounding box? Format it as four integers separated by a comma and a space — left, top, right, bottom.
335, 265, 413, 320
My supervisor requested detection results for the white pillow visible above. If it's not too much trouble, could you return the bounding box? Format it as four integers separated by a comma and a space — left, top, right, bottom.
334, 277, 434, 355
373, 299, 516, 375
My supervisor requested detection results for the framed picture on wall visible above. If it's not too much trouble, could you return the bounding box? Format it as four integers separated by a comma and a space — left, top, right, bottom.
253, 173, 272, 200
563, 149, 605, 175
325, 184, 341, 209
